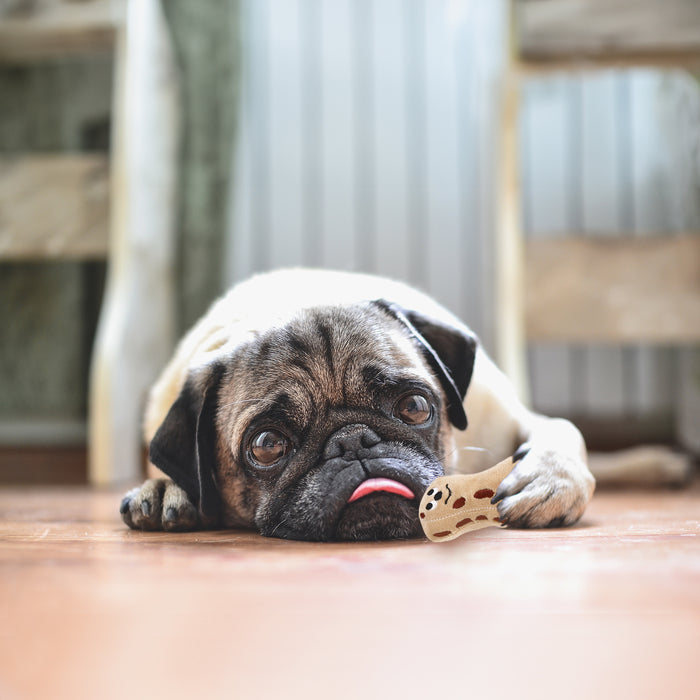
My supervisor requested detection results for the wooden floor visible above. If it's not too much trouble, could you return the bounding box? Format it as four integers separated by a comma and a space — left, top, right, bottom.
1, 482, 699, 700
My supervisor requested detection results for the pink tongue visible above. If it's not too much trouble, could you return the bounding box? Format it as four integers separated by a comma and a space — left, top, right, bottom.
348, 478, 415, 503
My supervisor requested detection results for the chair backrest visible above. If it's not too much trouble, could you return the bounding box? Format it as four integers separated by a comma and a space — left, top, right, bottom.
0, 0, 118, 263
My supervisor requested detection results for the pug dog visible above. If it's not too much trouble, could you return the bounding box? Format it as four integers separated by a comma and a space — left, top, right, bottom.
120, 269, 595, 541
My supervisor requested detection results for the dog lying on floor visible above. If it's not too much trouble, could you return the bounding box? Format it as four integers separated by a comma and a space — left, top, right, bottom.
120, 269, 595, 541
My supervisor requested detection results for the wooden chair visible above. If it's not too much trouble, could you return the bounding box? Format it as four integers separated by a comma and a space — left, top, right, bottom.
0, 0, 179, 484
496, 0, 700, 457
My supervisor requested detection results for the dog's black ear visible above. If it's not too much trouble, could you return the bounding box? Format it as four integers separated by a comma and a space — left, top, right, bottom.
374, 300, 477, 431
148, 363, 224, 524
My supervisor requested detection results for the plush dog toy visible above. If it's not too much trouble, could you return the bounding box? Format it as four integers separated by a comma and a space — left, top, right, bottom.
419, 451, 526, 541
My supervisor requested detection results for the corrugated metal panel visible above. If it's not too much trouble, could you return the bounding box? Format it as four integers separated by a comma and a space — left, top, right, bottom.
225, 0, 699, 431
523, 70, 697, 422
226, 0, 507, 348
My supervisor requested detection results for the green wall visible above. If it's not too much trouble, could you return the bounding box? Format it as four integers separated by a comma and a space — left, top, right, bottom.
0, 58, 112, 434
0, 1, 241, 445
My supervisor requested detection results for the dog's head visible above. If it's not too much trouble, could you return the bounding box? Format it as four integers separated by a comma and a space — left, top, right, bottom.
149, 301, 477, 541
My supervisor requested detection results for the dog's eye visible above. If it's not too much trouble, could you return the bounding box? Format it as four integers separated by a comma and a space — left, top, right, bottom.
249, 430, 291, 467
393, 393, 432, 425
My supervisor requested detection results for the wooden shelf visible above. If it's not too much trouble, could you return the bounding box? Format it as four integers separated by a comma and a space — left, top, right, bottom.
0, 154, 109, 260
516, 0, 700, 70
0, 0, 122, 63
525, 235, 700, 343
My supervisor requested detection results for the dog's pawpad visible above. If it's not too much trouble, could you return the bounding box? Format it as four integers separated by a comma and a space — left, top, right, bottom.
120, 479, 198, 532
419, 454, 522, 542
493, 447, 592, 528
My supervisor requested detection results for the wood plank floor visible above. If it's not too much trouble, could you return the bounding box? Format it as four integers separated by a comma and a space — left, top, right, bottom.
1, 482, 699, 700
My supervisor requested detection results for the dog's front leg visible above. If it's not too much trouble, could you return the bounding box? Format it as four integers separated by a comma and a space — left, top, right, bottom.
493, 416, 595, 528
120, 479, 200, 531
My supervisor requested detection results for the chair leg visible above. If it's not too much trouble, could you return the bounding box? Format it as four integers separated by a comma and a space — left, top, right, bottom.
495, 66, 530, 404
677, 349, 700, 454
88, 0, 179, 485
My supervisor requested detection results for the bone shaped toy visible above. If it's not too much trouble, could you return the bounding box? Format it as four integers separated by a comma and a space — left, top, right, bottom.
419, 452, 525, 542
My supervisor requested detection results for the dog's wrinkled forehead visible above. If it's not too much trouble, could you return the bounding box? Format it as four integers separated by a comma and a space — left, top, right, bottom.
222, 303, 437, 430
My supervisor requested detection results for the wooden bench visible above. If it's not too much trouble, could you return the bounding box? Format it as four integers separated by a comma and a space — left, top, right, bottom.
496, 0, 700, 456
0, 0, 179, 484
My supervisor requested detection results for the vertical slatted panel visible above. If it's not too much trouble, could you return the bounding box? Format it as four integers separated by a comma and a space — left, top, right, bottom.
267, 0, 304, 268
226, 0, 506, 347
453, 2, 482, 332
525, 68, 698, 426
525, 70, 673, 420
463, 0, 507, 348
627, 71, 675, 417
240, 0, 271, 276
372, 0, 410, 281
424, 0, 462, 309
662, 71, 700, 451
0, 57, 112, 444
320, 0, 358, 271
403, 0, 429, 289
300, 0, 324, 267
522, 75, 575, 414
352, 0, 376, 272
224, 1, 696, 435
579, 72, 628, 415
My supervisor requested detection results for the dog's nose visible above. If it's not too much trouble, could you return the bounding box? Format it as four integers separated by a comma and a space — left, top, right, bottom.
323, 424, 381, 460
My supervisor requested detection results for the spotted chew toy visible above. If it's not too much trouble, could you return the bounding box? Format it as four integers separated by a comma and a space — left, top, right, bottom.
419, 452, 524, 542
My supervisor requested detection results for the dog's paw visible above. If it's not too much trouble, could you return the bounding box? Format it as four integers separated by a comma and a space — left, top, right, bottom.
120, 479, 199, 532
492, 448, 595, 528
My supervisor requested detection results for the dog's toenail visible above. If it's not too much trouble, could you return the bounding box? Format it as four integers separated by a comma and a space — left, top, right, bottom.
165, 507, 177, 522
141, 500, 151, 517
119, 497, 131, 514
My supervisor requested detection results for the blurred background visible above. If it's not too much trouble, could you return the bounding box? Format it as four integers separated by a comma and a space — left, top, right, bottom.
0, 0, 698, 484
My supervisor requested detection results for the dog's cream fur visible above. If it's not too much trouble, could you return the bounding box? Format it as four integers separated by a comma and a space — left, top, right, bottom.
143, 269, 595, 528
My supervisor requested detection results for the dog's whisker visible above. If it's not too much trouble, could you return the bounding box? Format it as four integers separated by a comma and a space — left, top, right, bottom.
270, 517, 289, 537
444, 444, 496, 463
458, 446, 493, 454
